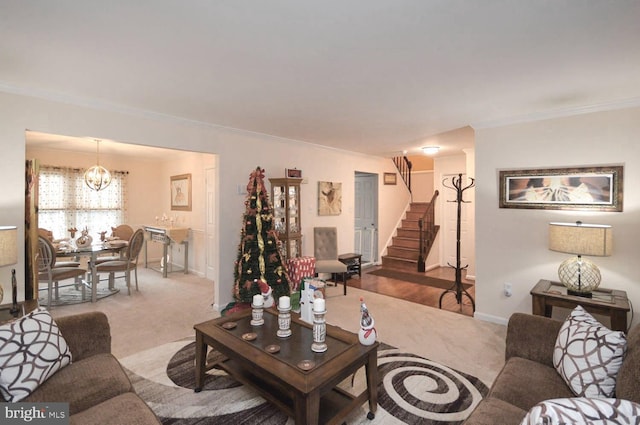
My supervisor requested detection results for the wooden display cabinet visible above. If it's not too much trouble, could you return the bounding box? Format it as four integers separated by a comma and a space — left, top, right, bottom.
269, 177, 302, 260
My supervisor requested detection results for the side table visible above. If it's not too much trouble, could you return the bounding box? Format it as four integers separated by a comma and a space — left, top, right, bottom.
0, 299, 39, 324
530, 279, 630, 332
338, 253, 362, 280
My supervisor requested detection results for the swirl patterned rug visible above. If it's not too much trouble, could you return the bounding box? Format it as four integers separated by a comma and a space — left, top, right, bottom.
120, 338, 488, 425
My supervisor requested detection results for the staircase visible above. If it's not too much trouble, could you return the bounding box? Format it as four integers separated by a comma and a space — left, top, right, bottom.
381, 201, 439, 272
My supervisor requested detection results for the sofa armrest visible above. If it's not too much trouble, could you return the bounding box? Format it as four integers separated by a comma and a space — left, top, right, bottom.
505, 313, 564, 368
55, 311, 111, 361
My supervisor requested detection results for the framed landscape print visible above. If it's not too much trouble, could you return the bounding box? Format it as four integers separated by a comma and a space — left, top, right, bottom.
383, 172, 397, 185
171, 174, 192, 211
499, 165, 623, 211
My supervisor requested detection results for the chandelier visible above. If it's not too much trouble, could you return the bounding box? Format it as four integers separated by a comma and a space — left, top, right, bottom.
84, 140, 112, 191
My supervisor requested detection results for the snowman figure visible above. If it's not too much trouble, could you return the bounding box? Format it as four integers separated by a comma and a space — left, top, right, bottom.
358, 297, 377, 345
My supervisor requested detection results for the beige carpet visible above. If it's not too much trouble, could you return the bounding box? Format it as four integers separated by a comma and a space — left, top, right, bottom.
48, 266, 507, 387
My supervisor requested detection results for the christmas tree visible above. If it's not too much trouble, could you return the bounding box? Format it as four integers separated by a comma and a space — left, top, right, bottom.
233, 167, 291, 304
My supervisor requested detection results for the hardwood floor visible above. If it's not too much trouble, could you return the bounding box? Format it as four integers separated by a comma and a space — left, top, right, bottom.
343, 266, 475, 317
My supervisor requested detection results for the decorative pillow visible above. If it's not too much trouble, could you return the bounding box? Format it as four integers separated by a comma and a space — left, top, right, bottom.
520, 397, 640, 425
553, 305, 626, 398
0, 307, 72, 402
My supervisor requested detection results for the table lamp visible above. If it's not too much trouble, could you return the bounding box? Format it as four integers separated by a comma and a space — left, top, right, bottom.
548, 221, 612, 297
0, 226, 18, 311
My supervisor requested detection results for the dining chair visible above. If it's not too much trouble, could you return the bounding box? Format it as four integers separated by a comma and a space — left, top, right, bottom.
111, 224, 134, 241
94, 224, 135, 265
313, 227, 348, 295
37, 235, 88, 308
37, 227, 81, 268
95, 229, 145, 295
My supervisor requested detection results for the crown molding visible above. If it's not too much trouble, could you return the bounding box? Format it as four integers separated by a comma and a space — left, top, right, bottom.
471, 97, 640, 130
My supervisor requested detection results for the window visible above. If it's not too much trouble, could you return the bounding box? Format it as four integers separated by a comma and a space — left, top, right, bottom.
38, 165, 128, 240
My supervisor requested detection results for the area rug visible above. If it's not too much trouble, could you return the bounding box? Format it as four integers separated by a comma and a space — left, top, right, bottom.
37, 284, 119, 306
120, 338, 488, 425
366, 269, 472, 291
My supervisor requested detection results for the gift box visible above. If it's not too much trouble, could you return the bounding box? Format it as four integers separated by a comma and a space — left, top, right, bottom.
286, 256, 316, 292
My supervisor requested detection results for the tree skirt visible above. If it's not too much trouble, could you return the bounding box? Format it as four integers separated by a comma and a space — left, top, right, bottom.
120, 339, 488, 425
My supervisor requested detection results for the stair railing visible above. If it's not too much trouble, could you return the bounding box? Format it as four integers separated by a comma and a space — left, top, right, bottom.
392, 156, 412, 193
417, 190, 439, 272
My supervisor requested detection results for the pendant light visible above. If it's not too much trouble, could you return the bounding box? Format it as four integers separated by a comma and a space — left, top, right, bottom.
84, 139, 112, 191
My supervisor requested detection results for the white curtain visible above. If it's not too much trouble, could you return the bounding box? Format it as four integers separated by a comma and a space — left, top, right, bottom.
38, 165, 128, 241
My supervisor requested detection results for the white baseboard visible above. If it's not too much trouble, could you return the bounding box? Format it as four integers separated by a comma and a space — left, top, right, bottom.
473, 311, 508, 326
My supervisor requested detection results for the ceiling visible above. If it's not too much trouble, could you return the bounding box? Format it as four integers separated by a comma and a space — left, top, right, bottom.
4, 1, 640, 158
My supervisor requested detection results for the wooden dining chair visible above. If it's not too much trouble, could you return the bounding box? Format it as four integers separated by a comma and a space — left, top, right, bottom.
95, 229, 145, 295
37, 235, 88, 308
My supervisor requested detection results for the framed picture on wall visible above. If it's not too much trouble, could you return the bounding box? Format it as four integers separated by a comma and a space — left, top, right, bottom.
318, 181, 342, 215
498, 165, 623, 211
383, 172, 397, 185
171, 174, 192, 211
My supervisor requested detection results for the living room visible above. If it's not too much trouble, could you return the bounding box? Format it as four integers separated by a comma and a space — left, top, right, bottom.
6, 88, 640, 329
2, 2, 640, 423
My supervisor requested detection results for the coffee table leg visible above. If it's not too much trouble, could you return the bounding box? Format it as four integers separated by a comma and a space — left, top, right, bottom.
294, 391, 320, 425
194, 332, 206, 392
365, 350, 378, 419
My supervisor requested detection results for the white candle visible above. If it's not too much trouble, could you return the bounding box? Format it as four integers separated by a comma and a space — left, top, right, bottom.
279, 296, 290, 310
313, 298, 325, 312
253, 294, 263, 307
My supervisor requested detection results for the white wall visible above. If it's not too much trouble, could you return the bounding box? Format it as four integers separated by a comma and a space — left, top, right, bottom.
0, 91, 408, 311
475, 107, 640, 328
411, 171, 435, 202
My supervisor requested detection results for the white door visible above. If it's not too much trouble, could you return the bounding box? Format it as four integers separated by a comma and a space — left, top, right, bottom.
205, 167, 217, 281
355, 172, 378, 264
443, 173, 470, 271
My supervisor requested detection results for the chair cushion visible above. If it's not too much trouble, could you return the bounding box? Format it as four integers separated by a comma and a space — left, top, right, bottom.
553, 306, 626, 398
70, 392, 160, 425
54, 261, 81, 268
25, 353, 133, 415
96, 260, 134, 272
0, 307, 72, 402
39, 266, 86, 281
488, 357, 574, 412
463, 397, 527, 425
315, 260, 347, 273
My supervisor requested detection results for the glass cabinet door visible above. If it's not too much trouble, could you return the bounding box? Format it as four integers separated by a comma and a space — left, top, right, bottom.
269, 177, 302, 260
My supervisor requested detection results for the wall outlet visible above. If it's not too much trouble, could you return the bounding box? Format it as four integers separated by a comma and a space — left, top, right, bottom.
504, 283, 513, 297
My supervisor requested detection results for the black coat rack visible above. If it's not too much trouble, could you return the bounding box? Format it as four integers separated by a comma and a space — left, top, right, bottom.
439, 173, 476, 312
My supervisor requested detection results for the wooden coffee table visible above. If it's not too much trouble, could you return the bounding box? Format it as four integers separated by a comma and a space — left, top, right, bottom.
194, 308, 378, 425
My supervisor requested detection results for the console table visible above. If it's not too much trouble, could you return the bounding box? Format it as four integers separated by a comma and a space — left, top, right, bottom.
530, 279, 630, 332
143, 225, 189, 278
0, 299, 39, 324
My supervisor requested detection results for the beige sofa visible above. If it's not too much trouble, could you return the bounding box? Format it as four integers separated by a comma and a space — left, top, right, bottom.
9, 311, 161, 425
464, 313, 640, 424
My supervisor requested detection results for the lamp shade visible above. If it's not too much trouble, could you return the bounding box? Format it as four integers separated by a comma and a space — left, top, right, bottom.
548, 222, 612, 257
0, 226, 18, 267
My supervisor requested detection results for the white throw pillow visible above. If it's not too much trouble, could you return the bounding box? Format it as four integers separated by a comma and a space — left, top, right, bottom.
520, 397, 640, 425
553, 305, 626, 398
0, 307, 72, 402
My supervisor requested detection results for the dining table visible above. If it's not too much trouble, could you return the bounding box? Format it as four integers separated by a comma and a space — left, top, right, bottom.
56, 241, 128, 303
